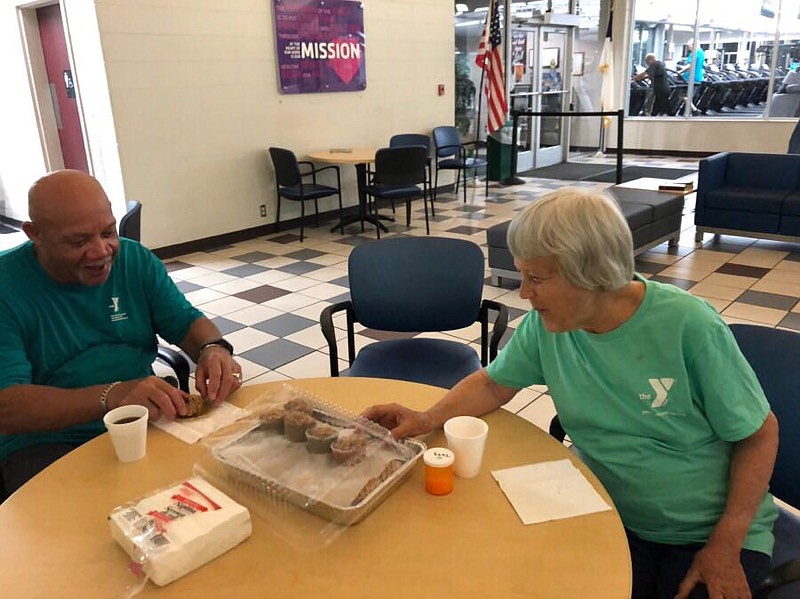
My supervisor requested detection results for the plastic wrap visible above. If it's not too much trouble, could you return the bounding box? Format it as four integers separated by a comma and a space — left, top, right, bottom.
194, 384, 426, 550
108, 476, 252, 595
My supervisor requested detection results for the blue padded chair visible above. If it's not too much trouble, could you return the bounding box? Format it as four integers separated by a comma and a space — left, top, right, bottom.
389, 133, 434, 216
319, 237, 508, 389
730, 324, 800, 599
119, 200, 142, 241
269, 147, 343, 242
364, 146, 430, 237
432, 126, 488, 203
789, 119, 800, 154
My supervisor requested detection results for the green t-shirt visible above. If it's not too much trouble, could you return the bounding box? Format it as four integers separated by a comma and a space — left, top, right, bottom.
486, 277, 777, 555
0, 239, 202, 459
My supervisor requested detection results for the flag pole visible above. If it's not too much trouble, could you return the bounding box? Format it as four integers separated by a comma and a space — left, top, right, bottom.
473, 0, 491, 143
475, 49, 487, 143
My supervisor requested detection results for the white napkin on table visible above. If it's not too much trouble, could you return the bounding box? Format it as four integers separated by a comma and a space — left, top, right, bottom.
153, 402, 246, 444
492, 459, 612, 525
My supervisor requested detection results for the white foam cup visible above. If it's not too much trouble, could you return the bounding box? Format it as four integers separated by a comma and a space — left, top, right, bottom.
103, 405, 149, 462
443, 416, 489, 478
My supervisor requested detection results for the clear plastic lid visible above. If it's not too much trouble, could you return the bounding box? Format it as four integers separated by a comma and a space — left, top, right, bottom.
423, 447, 455, 468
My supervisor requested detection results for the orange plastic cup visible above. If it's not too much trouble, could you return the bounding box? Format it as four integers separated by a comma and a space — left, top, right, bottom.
423, 448, 455, 496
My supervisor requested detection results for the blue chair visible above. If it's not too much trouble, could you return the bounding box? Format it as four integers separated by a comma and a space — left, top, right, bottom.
432, 126, 488, 203
319, 237, 508, 389
269, 147, 343, 242
389, 133, 434, 217
119, 200, 142, 241
730, 324, 800, 598
788, 119, 800, 154
365, 146, 430, 237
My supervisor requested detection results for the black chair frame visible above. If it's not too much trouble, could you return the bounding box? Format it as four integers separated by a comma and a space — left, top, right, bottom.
434, 140, 489, 204
156, 346, 190, 393
320, 299, 509, 377
270, 148, 343, 242
365, 146, 431, 238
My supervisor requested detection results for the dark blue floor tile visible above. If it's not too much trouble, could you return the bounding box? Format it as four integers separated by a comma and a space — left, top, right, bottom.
285, 249, 326, 260
277, 261, 325, 276
223, 263, 270, 278
176, 280, 202, 293
230, 251, 274, 263
252, 313, 318, 337
240, 339, 314, 369
211, 316, 247, 336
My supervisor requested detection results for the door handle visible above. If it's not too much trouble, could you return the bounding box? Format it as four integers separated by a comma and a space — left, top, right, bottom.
48, 83, 63, 130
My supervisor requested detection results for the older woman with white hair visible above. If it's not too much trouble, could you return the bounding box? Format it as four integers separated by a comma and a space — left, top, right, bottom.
365, 188, 778, 599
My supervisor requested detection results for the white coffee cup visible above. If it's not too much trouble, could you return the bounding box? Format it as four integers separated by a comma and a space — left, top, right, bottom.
443, 416, 489, 478
103, 405, 149, 462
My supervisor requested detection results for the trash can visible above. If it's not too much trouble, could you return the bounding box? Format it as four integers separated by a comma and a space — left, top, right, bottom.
487, 125, 513, 181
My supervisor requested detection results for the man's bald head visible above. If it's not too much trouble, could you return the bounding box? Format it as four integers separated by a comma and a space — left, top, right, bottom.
28, 170, 111, 231
23, 170, 120, 286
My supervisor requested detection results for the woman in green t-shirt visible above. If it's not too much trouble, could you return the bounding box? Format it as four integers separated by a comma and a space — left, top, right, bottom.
365, 188, 778, 599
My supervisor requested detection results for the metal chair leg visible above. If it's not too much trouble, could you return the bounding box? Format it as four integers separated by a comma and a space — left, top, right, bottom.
423, 186, 430, 235
428, 167, 436, 217
462, 167, 468, 203
337, 192, 344, 235
300, 199, 305, 242
315, 199, 320, 227
275, 189, 282, 233
434, 165, 439, 202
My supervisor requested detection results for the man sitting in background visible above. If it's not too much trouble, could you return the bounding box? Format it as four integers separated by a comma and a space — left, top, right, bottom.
0, 170, 243, 501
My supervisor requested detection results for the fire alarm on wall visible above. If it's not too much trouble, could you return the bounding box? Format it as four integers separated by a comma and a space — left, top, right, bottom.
438, 84, 445, 96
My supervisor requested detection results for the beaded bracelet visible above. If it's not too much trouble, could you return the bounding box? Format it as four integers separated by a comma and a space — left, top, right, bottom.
100, 381, 122, 414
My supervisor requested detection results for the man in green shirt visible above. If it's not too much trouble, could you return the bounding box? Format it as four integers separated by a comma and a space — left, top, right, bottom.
365, 189, 778, 598
0, 170, 243, 500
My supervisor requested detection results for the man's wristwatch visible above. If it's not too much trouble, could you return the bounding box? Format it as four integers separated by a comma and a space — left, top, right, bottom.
199, 338, 234, 356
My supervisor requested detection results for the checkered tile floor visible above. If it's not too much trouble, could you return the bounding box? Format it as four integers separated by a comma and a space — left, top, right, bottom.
158, 157, 800, 431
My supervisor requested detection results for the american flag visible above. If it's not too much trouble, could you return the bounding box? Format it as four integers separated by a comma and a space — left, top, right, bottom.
475, 0, 508, 133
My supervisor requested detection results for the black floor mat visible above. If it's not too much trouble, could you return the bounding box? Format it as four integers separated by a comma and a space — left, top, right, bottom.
588, 165, 696, 183
519, 162, 695, 183
518, 162, 614, 180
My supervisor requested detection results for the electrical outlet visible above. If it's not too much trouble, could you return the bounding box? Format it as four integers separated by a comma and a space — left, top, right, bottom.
260, 204, 267, 217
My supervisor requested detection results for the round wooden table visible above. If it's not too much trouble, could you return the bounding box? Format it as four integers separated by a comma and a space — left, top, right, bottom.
308, 148, 394, 235
0, 378, 631, 597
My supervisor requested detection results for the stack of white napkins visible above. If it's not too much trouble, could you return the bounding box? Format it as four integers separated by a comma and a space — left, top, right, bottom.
109, 477, 251, 586
153, 402, 246, 444
492, 459, 611, 525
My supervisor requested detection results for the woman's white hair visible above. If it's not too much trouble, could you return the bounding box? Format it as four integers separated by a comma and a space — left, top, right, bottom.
507, 187, 634, 291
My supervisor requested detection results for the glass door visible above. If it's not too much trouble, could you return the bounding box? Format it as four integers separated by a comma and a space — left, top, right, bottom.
509, 25, 571, 172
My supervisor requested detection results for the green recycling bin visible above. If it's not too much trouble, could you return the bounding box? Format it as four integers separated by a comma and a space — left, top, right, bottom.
487, 133, 512, 181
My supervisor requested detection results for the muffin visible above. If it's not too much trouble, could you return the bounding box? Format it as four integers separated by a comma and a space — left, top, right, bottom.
305, 424, 338, 454
178, 394, 209, 419
331, 433, 367, 465
283, 397, 314, 415
258, 406, 286, 433
283, 411, 317, 442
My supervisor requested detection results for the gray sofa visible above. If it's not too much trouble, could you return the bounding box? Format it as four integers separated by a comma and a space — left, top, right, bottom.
487, 186, 685, 285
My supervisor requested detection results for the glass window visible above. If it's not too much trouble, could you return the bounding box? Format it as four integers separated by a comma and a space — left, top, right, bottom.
628, 0, 800, 119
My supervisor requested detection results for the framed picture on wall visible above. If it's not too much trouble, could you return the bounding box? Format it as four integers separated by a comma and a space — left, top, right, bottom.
542, 47, 559, 69
572, 52, 585, 76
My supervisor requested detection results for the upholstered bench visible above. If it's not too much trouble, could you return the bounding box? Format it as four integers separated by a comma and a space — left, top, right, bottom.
487, 186, 685, 285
